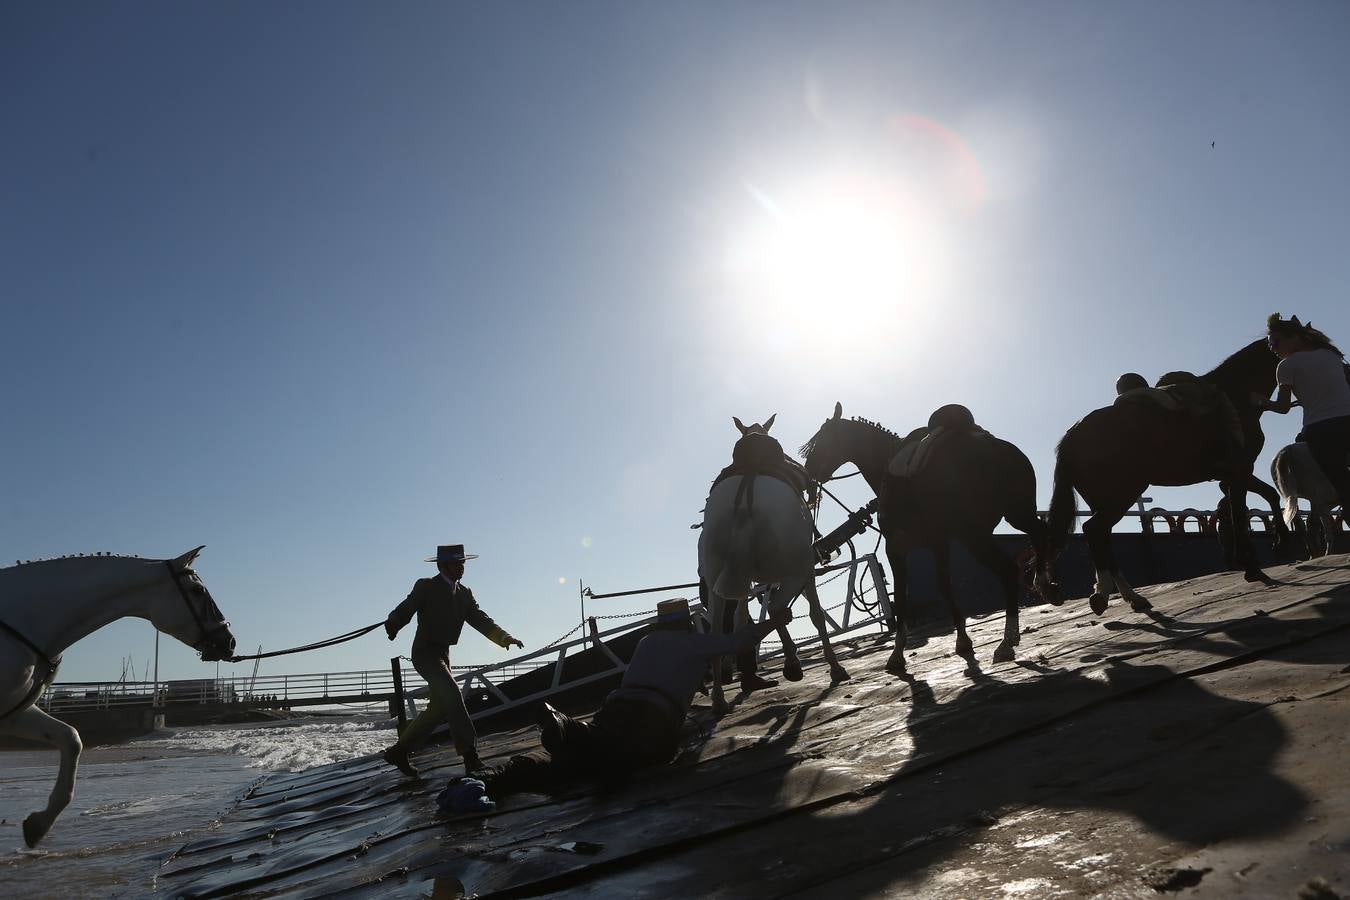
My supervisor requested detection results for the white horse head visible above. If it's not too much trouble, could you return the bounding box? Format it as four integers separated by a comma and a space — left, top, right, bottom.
0, 547, 235, 846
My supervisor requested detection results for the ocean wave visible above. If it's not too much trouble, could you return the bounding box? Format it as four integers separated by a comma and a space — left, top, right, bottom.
139, 719, 397, 773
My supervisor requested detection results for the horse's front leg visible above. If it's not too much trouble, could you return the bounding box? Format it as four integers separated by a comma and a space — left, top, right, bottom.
798, 577, 849, 683
1224, 477, 1270, 583
882, 532, 910, 676
7, 706, 82, 847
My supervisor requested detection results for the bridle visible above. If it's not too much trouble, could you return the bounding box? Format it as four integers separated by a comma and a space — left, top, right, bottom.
165, 562, 232, 656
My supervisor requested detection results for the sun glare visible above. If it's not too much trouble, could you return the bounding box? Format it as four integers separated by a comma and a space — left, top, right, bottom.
724, 171, 951, 352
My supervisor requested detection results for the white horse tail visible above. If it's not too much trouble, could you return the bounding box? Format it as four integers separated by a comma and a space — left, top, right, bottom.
1271, 447, 1301, 530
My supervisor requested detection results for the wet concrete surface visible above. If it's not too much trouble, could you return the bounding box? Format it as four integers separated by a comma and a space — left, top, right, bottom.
154, 556, 1350, 898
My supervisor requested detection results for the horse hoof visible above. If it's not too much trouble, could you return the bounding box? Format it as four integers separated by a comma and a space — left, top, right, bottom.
955, 640, 975, 660
830, 666, 851, 684
1245, 570, 1273, 585
782, 657, 803, 682
1127, 597, 1153, 613
740, 674, 778, 693
1089, 593, 1110, 616
885, 652, 908, 677
992, 644, 1015, 663
1046, 583, 1065, 607
23, 813, 47, 848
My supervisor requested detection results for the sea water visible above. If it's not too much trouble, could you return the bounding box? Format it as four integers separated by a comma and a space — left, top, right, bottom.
0, 716, 396, 898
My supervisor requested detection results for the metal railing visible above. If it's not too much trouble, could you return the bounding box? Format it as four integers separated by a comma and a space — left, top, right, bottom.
39, 554, 894, 721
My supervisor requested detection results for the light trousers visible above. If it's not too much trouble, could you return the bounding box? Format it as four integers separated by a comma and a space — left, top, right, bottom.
394, 645, 477, 756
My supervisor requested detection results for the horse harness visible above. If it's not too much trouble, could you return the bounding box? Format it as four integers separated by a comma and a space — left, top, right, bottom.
0, 616, 60, 722
165, 561, 232, 656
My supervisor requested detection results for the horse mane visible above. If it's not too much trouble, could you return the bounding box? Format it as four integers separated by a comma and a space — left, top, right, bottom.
3, 553, 143, 572
799, 416, 904, 459
1203, 337, 1269, 382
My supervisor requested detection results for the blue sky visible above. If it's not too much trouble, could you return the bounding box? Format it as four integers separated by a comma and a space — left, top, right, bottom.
3, 2, 1347, 683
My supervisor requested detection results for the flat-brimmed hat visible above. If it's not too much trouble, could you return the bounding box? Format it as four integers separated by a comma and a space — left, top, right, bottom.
426, 544, 478, 563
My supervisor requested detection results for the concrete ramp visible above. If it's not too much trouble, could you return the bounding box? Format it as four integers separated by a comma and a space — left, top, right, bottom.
156, 557, 1350, 898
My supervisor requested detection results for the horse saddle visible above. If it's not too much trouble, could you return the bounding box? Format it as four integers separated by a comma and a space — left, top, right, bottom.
887, 422, 993, 479
1114, 372, 1245, 449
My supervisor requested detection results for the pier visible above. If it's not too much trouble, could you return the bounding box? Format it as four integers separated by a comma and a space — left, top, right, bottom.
149, 554, 1350, 898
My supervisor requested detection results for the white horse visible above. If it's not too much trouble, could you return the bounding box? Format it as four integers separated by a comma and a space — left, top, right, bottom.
699, 416, 849, 715
1272, 443, 1344, 557
0, 547, 235, 847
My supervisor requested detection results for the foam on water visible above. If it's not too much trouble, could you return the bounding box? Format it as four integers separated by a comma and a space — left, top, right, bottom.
139, 718, 398, 772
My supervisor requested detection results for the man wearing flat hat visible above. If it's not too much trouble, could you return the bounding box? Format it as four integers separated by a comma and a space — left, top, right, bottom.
381, 544, 523, 777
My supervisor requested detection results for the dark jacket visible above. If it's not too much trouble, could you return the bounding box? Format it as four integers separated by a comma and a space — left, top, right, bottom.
387, 577, 509, 654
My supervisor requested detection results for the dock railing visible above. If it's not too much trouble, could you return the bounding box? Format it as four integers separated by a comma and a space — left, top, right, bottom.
39, 553, 893, 721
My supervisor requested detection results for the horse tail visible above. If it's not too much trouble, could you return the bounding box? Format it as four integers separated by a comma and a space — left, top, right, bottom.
1047, 434, 1079, 554
1271, 448, 1301, 530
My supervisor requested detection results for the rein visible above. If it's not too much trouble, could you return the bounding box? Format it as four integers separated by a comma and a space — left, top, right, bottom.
814, 478, 884, 536
226, 621, 384, 663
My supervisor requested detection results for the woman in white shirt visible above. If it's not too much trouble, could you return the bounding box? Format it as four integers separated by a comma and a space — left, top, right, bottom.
1259, 313, 1350, 512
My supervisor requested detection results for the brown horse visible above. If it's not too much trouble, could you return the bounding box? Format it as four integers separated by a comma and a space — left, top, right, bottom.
801, 403, 1060, 676
1048, 338, 1277, 615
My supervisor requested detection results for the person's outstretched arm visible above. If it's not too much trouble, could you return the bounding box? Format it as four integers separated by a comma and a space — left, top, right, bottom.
386, 581, 425, 640
694, 606, 793, 657
464, 587, 524, 650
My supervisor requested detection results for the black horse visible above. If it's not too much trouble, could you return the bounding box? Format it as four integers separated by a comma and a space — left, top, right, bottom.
801, 403, 1060, 676
1048, 338, 1278, 616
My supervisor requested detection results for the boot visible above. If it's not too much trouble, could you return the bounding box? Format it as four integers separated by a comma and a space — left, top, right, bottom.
535, 702, 569, 755
737, 650, 778, 692
382, 746, 419, 778
462, 749, 485, 775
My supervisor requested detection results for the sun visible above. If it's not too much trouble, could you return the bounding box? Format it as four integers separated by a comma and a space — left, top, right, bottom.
722, 169, 952, 352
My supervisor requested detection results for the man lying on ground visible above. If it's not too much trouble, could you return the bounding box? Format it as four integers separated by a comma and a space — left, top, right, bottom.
467, 598, 792, 802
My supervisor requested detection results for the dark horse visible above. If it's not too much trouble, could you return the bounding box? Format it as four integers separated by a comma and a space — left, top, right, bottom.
1048, 338, 1277, 615
801, 403, 1060, 675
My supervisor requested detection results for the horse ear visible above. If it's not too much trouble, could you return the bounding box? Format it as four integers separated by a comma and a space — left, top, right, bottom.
1291, 315, 1302, 326
732, 416, 749, 436
176, 545, 205, 567
832, 402, 843, 420
762, 413, 776, 433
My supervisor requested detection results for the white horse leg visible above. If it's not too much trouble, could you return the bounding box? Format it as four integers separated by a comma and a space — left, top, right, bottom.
1113, 571, 1152, 612
6, 705, 83, 847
